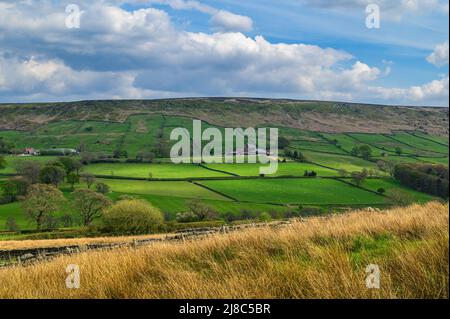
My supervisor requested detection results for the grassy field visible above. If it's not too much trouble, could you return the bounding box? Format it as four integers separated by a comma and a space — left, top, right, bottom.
300, 150, 380, 172
81, 163, 231, 178
0, 202, 446, 299
96, 178, 229, 201
204, 162, 338, 177
360, 179, 438, 203
199, 178, 387, 205
0, 116, 448, 233
389, 132, 449, 154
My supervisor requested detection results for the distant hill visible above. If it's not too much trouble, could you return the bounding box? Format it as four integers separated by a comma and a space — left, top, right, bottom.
0, 98, 448, 136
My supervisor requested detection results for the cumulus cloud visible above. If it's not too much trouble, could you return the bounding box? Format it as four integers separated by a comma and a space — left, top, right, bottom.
368, 76, 449, 104
0, 0, 447, 106
427, 42, 449, 67
209, 10, 253, 32
147, 0, 253, 32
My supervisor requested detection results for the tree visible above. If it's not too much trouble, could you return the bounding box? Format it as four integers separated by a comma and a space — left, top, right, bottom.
351, 146, 360, 156
15, 160, 41, 184
338, 169, 348, 177
80, 173, 96, 189
73, 189, 112, 226
389, 189, 414, 206
39, 165, 66, 187
188, 200, 219, 221
58, 157, 82, 174
101, 199, 164, 234
278, 136, 290, 149
113, 149, 128, 159
351, 169, 369, 186
67, 172, 80, 191
95, 182, 110, 195
0, 137, 13, 154
80, 152, 96, 164
5, 216, 19, 232
136, 151, 155, 163
359, 145, 372, 160
22, 184, 65, 230
297, 151, 307, 162
0, 156, 6, 170
377, 160, 396, 177
2, 177, 30, 201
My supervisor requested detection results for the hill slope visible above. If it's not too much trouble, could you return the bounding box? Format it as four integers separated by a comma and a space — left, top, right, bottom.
0, 98, 448, 135
0, 202, 447, 299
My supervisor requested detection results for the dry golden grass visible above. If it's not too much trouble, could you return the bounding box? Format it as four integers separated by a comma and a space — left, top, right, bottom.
0, 202, 448, 299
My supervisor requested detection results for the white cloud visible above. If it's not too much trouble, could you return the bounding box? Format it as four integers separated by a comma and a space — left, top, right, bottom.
0, 0, 448, 106
209, 10, 253, 32
427, 41, 449, 67
147, 0, 253, 32
368, 76, 449, 103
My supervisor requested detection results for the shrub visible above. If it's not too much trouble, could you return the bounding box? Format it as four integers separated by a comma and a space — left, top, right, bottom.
377, 187, 386, 194
101, 199, 164, 234
95, 182, 110, 195
176, 211, 200, 223
299, 206, 325, 217
258, 212, 272, 222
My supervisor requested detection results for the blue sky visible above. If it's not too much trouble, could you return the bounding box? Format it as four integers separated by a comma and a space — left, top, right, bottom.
0, 0, 448, 106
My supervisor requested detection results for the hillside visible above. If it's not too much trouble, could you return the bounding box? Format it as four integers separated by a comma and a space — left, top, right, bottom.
0, 98, 448, 135
0, 202, 447, 299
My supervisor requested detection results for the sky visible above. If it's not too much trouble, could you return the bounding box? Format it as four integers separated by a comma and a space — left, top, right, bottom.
0, 0, 448, 106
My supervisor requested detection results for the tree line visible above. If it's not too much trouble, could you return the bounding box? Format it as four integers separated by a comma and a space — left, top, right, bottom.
394, 163, 449, 199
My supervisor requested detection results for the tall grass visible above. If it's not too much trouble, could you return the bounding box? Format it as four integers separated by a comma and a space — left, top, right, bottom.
0, 202, 447, 299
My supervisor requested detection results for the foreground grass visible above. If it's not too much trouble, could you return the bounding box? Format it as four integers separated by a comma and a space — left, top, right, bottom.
0, 202, 448, 299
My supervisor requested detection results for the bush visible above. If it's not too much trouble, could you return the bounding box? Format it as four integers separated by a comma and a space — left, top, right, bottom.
299, 206, 325, 217
258, 212, 272, 222
176, 211, 200, 223
101, 199, 164, 234
377, 187, 386, 194
95, 182, 110, 195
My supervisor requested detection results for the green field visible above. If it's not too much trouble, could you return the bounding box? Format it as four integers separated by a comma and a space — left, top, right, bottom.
300, 150, 380, 172
204, 162, 338, 177
0, 114, 448, 233
82, 163, 231, 178
199, 178, 387, 205
96, 179, 229, 201
361, 179, 438, 203
389, 132, 449, 155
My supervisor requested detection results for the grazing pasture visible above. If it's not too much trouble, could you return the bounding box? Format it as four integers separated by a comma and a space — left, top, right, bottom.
300, 151, 380, 172
96, 178, 229, 201
0, 111, 448, 235
361, 179, 438, 203
82, 163, 230, 179
204, 162, 338, 177
199, 178, 386, 205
